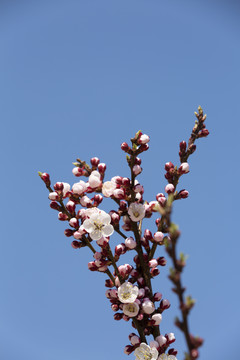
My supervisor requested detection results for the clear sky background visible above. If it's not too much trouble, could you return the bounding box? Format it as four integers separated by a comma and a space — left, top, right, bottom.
1, 1, 239, 359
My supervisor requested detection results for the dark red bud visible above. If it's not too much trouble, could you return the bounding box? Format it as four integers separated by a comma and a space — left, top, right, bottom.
71, 241, 81, 249
121, 142, 130, 152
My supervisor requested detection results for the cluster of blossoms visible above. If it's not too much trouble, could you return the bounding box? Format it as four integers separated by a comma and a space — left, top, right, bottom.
39, 108, 208, 360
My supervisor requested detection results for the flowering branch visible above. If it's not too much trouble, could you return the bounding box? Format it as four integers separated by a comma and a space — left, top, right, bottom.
39, 106, 209, 360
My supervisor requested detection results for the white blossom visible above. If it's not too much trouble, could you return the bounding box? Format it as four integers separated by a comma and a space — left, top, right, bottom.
88, 170, 101, 188
82, 209, 114, 241
72, 180, 87, 195
128, 202, 145, 222
123, 302, 139, 317
134, 343, 158, 360
118, 282, 139, 303
102, 180, 116, 197
62, 182, 70, 196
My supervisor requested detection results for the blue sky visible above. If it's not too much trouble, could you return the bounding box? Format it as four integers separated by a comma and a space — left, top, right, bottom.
1, 1, 239, 359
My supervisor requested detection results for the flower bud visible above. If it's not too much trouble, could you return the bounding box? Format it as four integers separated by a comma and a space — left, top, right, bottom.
165, 183, 175, 194
157, 257, 167, 266
98, 163, 106, 174
48, 192, 59, 201
39, 172, 50, 186
113, 313, 123, 321
142, 299, 155, 314
105, 279, 114, 288
178, 189, 189, 199
165, 162, 174, 171
149, 259, 158, 268
166, 333, 175, 344
130, 335, 141, 346
64, 229, 74, 237
50, 201, 61, 210
72, 167, 83, 177
71, 240, 81, 249
153, 292, 162, 302
179, 140, 187, 152
156, 335, 167, 347
121, 142, 130, 152
178, 162, 190, 174
168, 348, 178, 356
58, 212, 68, 221
124, 345, 134, 355
125, 237, 137, 249
150, 268, 160, 277
113, 188, 125, 199
66, 201, 76, 213
88, 261, 98, 271
153, 232, 164, 244
133, 165, 142, 175
69, 217, 79, 228
54, 182, 64, 191
160, 299, 171, 310
90, 157, 100, 167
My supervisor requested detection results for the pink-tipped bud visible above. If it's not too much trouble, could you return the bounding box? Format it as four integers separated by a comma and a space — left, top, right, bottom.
121, 142, 130, 152
88, 261, 98, 271
119, 201, 127, 211
198, 129, 209, 138
40, 172, 50, 185
138, 134, 150, 144
130, 335, 141, 346
156, 335, 167, 347
48, 192, 59, 201
151, 313, 162, 325
58, 212, 68, 221
149, 259, 158, 268
133, 165, 142, 175
136, 313, 144, 321
111, 304, 119, 312
179, 162, 190, 174
165, 183, 175, 194
150, 268, 160, 277
153, 232, 164, 244
98, 163, 106, 174
110, 211, 120, 225
139, 143, 149, 152
66, 201, 76, 213
113, 188, 125, 199
69, 217, 79, 228
80, 195, 92, 207
115, 243, 126, 256
160, 299, 171, 310
157, 257, 167, 266
153, 292, 162, 302
168, 348, 178, 356
144, 229, 152, 241
64, 229, 74, 237
130, 269, 139, 278
137, 288, 145, 298
122, 177, 130, 186
90, 157, 100, 167
124, 345, 134, 355
71, 240, 81, 249
125, 237, 137, 249
114, 313, 123, 321
179, 140, 187, 152
54, 182, 64, 191
105, 279, 114, 288
142, 299, 155, 314
166, 333, 175, 344
72, 167, 83, 177
178, 189, 189, 199
165, 162, 174, 171
93, 194, 103, 205
50, 201, 61, 210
